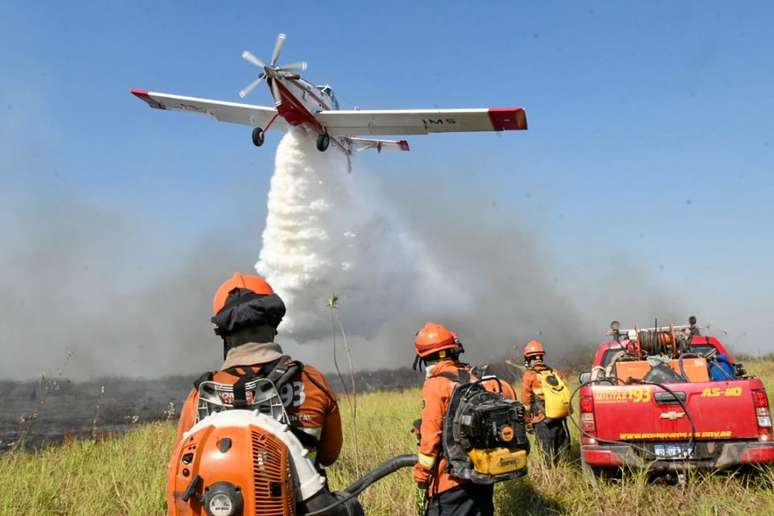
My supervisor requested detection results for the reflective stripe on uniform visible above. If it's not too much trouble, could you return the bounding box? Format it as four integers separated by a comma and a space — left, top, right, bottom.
417, 452, 436, 469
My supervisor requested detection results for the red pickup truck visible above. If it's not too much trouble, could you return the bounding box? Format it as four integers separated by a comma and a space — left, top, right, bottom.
578, 322, 773, 477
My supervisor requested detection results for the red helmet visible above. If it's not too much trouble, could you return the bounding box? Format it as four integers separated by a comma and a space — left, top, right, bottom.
415, 322, 461, 358
212, 272, 274, 316
523, 339, 545, 360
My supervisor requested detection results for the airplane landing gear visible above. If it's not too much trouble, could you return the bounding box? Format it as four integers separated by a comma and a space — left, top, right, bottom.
252, 127, 265, 147
316, 132, 330, 152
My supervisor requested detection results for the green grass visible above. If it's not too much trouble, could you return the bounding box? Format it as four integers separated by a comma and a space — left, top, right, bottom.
2, 358, 774, 515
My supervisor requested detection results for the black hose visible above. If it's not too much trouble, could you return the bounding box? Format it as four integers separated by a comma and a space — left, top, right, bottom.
568, 377, 697, 460
342, 454, 418, 497
303, 455, 417, 516
635, 379, 697, 458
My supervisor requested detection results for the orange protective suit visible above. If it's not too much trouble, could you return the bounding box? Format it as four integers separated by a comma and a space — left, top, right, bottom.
520, 363, 550, 424
174, 358, 342, 467
413, 360, 516, 495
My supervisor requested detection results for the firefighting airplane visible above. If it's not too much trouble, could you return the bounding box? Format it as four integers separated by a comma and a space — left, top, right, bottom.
131, 33, 527, 164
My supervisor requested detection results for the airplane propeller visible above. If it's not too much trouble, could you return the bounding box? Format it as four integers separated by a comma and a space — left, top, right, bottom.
239, 33, 307, 105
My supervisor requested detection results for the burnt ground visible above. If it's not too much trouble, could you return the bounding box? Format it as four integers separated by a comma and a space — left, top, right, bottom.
0, 367, 429, 453
0, 376, 191, 452
0, 361, 528, 453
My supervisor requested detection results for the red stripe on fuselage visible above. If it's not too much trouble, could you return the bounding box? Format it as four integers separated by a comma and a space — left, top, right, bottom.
273, 79, 323, 130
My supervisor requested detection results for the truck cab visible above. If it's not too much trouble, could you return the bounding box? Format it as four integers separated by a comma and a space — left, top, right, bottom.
579, 319, 773, 476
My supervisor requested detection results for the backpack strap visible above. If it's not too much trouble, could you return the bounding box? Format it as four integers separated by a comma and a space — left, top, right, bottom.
528, 368, 548, 415
264, 355, 303, 389
196, 357, 306, 412
231, 366, 258, 408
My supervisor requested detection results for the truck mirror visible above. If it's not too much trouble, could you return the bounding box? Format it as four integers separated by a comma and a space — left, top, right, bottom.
579, 372, 591, 384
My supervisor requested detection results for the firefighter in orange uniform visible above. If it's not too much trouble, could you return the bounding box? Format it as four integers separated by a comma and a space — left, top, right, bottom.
413, 322, 516, 516
520, 339, 570, 463
173, 272, 343, 469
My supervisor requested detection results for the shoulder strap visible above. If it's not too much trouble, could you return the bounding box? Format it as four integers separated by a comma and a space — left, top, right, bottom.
265, 355, 303, 388
231, 366, 257, 408
225, 357, 304, 408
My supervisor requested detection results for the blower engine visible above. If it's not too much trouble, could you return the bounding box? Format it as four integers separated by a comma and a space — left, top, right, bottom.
167, 377, 415, 516
442, 376, 530, 484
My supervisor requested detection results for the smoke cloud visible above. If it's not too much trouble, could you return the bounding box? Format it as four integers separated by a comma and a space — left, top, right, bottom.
255, 129, 459, 341
0, 191, 259, 381
255, 129, 686, 371
1, 129, 688, 381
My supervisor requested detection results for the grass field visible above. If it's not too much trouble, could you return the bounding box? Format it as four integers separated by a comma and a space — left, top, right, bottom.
1, 357, 773, 515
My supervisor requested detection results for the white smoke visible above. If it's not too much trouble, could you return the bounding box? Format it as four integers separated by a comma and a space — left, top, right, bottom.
253, 128, 690, 371
0, 127, 693, 381
255, 128, 458, 342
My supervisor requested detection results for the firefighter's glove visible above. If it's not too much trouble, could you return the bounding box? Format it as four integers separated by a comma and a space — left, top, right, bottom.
415, 482, 428, 515
410, 419, 422, 445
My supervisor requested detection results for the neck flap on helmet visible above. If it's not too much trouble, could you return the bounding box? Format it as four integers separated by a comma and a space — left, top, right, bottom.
211, 288, 286, 357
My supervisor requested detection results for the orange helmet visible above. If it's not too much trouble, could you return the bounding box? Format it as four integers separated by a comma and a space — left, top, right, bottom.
415, 322, 461, 358
212, 272, 274, 316
523, 339, 545, 360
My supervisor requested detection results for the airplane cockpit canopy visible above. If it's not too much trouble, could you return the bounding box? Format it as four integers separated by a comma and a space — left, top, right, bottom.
317, 84, 339, 109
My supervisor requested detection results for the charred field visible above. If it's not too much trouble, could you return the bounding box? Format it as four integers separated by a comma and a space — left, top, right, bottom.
0, 366, 435, 453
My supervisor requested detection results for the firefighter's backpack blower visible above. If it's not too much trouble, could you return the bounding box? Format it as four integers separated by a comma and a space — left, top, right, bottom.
533, 367, 571, 420
167, 363, 415, 516
440, 371, 530, 484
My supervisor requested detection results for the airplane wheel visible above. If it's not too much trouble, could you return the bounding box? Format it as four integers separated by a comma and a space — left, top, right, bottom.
316, 132, 330, 152
252, 127, 265, 147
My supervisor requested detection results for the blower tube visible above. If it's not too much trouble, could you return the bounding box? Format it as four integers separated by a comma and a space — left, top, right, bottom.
342, 454, 418, 498
304, 455, 418, 516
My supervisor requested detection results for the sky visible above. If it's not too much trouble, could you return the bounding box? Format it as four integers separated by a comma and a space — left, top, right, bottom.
2, 1, 774, 379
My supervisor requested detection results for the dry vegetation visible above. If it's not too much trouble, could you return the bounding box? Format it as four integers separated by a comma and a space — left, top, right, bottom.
1, 357, 773, 515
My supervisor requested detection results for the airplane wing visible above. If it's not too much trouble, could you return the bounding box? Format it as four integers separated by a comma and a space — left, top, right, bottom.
316, 107, 526, 136
130, 90, 288, 131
